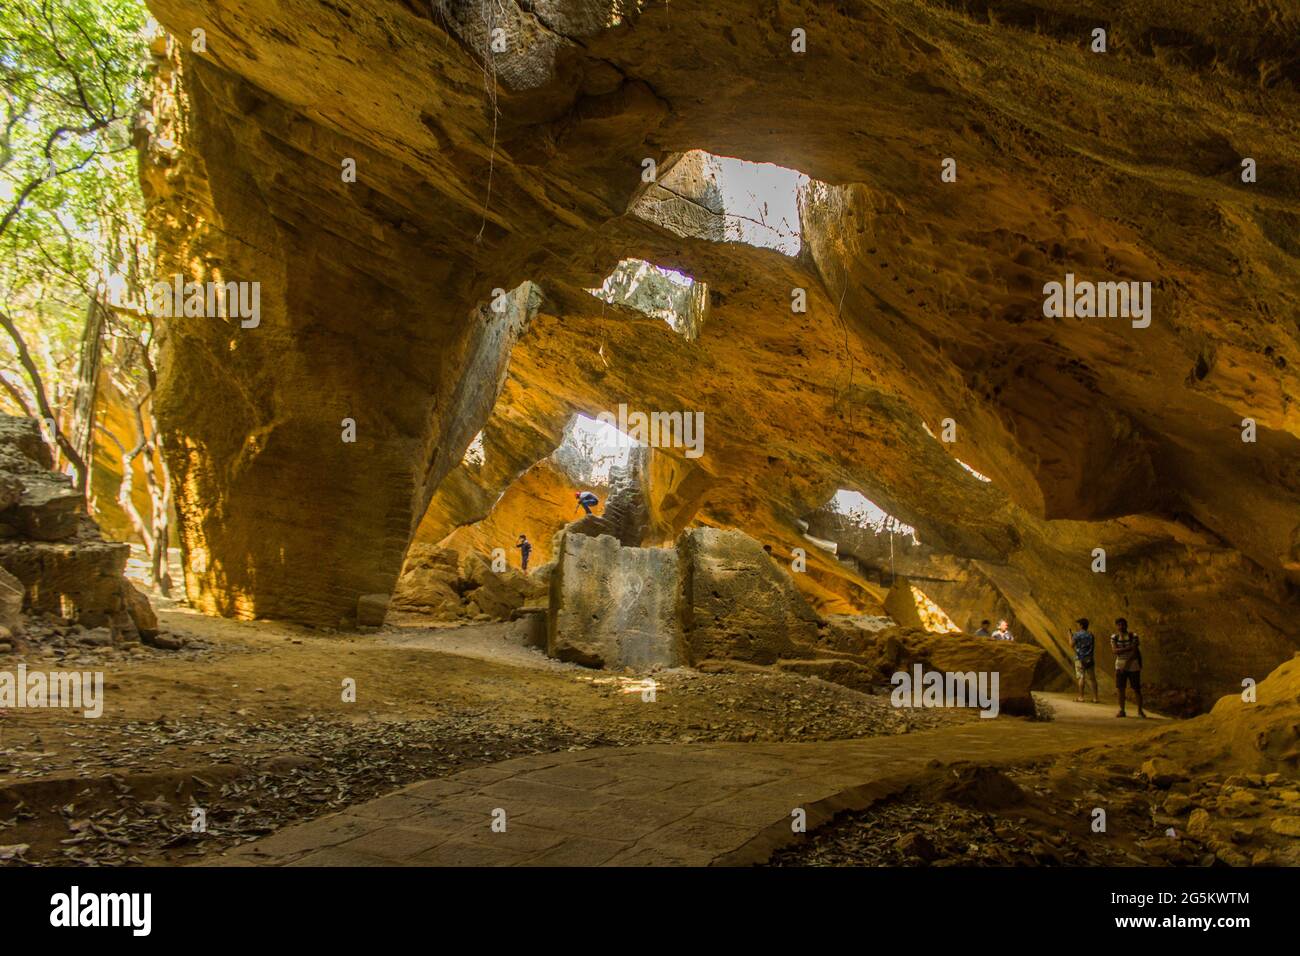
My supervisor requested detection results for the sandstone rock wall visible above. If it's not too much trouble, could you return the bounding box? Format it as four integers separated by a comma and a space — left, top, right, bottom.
136, 1, 1300, 707
679, 526, 822, 665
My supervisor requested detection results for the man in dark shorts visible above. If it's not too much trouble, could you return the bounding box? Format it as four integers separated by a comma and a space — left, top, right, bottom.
1110, 617, 1147, 718
1071, 617, 1098, 702
514, 533, 532, 572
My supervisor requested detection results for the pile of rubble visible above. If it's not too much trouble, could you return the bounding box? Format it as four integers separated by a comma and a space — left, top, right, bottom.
388, 545, 547, 624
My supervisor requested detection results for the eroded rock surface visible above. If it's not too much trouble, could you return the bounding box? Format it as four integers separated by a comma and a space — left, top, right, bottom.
0, 416, 151, 639
548, 531, 685, 668
136, 2, 1300, 707
392, 543, 546, 622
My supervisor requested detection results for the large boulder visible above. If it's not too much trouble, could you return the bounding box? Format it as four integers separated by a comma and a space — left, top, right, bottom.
0, 416, 53, 470
390, 544, 464, 616
121, 580, 159, 638
2, 474, 82, 541
678, 526, 821, 665
819, 620, 1047, 714
547, 531, 684, 668
356, 592, 390, 627
0, 417, 81, 541
458, 550, 535, 618
0, 532, 131, 627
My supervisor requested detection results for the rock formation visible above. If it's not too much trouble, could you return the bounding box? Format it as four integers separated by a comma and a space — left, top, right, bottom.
548, 530, 684, 668
679, 526, 823, 665
392, 543, 546, 622
545, 520, 1046, 713
0, 415, 155, 641
135, 2, 1300, 710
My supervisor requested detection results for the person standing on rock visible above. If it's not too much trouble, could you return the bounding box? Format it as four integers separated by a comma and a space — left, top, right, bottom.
514, 534, 532, 572
1071, 617, 1099, 703
973, 619, 992, 637
574, 490, 599, 516
1110, 617, 1147, 718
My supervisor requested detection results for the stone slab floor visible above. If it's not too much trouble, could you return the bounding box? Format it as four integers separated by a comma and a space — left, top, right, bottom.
206, 694, 1163, 867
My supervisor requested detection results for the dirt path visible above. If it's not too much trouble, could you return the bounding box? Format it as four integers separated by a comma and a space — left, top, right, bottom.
0, 608, 974, 865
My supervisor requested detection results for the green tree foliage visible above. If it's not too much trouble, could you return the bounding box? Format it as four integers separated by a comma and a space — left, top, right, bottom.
0, 0, 173, 594
0, 0, 149, 473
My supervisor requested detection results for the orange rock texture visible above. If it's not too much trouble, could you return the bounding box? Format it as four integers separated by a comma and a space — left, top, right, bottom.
136, 2, 1300, 708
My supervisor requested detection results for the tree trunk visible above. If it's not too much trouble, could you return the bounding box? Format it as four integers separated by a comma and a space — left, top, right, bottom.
0, 307, 88, 494
70, 286, 107, 490
106, 420, 154, 553
137, 338, 174, 597
133, 397, 172, 596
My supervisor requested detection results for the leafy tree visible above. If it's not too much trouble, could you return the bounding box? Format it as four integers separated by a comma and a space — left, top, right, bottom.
1, 0, 173, 592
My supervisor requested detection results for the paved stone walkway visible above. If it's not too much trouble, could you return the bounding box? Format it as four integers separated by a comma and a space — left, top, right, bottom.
210, 696, 1161, 867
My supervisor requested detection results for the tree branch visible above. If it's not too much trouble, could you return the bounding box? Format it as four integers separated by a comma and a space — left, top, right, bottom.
0, 305, 87, 494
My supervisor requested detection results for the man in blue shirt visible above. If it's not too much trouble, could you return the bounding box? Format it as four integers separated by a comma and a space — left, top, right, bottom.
574, 490, 599, 516
514, 534, 532, 572
1071, 617, 1098, 703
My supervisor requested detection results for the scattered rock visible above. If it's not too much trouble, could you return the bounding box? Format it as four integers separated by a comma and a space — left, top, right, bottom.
121, 581, 159, 638
937, 765, 1026, 811
1269, 816, 1300, 838
1186, 808, 1213, 838
0, 843, 30, 861
78, 628, 114, 647
1219, 790, 1261, 817
1162, 793, 1193, 815
263, 754, 324, 773
1140, 757, 1187, 788
895, 832, 939, 862
143, 632, 184, 651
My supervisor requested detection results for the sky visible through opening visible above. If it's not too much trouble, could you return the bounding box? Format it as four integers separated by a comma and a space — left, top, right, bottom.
830, 489, 919, 542
588, 258, 698, 333
561, 414, 644, 483
461, 430, 485, 466
706, 154, 808, 256
590, 259, 694, 295
957, 459, 992, 482
920, 421, 995, 483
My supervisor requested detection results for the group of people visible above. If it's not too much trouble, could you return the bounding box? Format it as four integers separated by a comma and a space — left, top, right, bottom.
1070, 616, 1147, 718
973, 615, 1147, 718
511, 490, 602, 573
972, 619, 1015, 641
